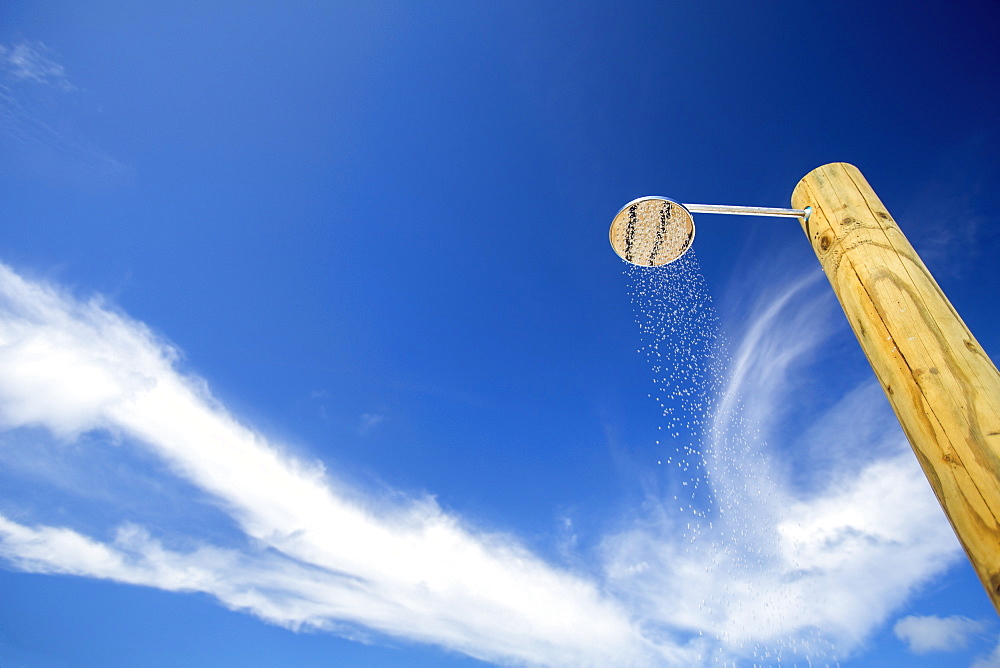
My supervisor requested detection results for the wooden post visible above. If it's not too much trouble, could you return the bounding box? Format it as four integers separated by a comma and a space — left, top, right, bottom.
791, 163, 1000, 612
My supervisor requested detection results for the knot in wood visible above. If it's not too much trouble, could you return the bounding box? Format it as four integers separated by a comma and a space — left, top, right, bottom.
819, 235, 832, 251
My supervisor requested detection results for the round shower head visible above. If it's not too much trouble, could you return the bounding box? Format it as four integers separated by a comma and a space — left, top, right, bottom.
609, 196, 695, 266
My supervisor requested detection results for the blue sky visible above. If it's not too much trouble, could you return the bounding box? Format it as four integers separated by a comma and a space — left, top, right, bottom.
1, 1, 999, 665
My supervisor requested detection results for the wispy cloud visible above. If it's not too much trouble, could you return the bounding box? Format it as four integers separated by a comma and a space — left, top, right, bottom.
894, 614, 987, 654
0, 255, 968, 666
0, 41, 73, 89
896, 134, 998, 279
0, 40, 127, 189
359, 411, 386, 435
973, 635, 1000, 668
602, 261, 963, 663
0, 262, 672, 667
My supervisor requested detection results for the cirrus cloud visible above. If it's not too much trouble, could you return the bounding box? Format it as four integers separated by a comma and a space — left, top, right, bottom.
894, 614, 986, 654
0, 258, 969, 665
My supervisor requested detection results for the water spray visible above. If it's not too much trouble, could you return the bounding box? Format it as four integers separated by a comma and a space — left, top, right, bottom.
610, 164, 1000, 612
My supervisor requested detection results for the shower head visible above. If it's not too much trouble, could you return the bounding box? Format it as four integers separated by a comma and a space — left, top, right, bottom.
609, 197, 810, 266
609, 197, 695, 267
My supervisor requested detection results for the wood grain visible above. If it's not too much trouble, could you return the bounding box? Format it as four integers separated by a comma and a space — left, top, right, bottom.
791, 163, 1000, 612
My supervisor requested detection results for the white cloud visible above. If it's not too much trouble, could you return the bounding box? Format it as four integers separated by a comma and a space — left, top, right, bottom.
0, 41, 73, 89
894, 614, 986, 654
601, 266, 963, 663
972, 635, 1000, 668
0, 262, 678, 667
0, 41, 128, 190
0, 258, 969, 666
359, 411, 385, 434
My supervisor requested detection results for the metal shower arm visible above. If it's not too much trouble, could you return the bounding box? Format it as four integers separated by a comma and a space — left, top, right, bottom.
683, 203, 811, 220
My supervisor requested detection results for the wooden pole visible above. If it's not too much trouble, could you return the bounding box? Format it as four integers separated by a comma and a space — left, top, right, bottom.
791, 163, 1000, 612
